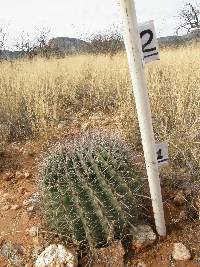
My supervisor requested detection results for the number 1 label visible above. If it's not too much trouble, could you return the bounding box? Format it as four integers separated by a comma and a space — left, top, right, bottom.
155, 142, 169, 166
139, 20, 160, 64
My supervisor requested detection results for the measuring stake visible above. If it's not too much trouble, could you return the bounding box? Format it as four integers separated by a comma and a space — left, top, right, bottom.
119, 0, 166, 236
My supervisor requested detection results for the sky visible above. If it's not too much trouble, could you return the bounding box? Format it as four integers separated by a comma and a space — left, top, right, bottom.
0, 0, 199, 49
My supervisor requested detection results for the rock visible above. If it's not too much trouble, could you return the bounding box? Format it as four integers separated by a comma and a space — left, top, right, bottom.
24, 171, 31, 179
0, 241, 25, 266
18, 187, 28, 195
34, 244, 78, 267
3, 172, 15, 181
184, 188, 192, 197
23, 192, 40, 208
11, 204, 21, 210
131, 225, 157, 251
28, 192, 40, 205
29, 226, 38, 237
1, 204, 10, 211
92, 241, 124, 267
57, 121, 68, 130
172, 243, 191, 261
137, 262, 147, 267
15, 171, 25, 180
23, 199, 30, 206
22, 147, 36, 157
173, 191, 185, 206
2, 193, 10, 199
81, 122, 90, 131
32, 244, 44, 258
27, 206, 35, 212
179, 210, 187, 221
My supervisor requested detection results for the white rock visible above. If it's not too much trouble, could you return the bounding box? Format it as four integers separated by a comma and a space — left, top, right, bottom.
11, 204, 20, 210
57, 121, 67, 130
131, 225, 157, 250
137, 262, 147, 267
172, 243, 191, 261
27, 206, 35, 212
1, 204, 11, 211
34, 244, 78, 267
23, 192, 40, 208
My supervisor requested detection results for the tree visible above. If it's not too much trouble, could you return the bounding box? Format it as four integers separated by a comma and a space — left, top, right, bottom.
35, 28, 51, 58
15, 32, 36, 58
177, 2, 200, 34
15, 28, 54, 59
0, 27, 7, 60
88, 28, 124, 56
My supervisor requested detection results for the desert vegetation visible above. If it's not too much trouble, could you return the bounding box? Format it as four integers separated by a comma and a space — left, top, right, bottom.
0, 38, 200, 265
0, 43, 200, 172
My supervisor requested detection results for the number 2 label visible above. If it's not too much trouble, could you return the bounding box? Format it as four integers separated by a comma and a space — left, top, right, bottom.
138, 21, 160, 64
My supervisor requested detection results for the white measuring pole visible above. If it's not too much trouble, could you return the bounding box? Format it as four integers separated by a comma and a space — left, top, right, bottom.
119, 0, 166, 236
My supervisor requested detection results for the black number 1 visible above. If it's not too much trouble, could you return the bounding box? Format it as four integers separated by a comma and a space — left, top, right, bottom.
156, 149, 163, 161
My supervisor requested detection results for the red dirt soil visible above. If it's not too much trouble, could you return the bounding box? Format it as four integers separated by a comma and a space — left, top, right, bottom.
0, 121, 199, 266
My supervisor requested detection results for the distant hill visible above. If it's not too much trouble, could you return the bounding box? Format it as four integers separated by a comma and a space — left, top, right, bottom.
0, 50, 22, 60
1, 29, 200, 59
48, 37, 90, 53
158, 29, 200, 47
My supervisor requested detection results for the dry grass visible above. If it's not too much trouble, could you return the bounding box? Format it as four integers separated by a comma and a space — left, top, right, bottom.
0, 43, 200, 171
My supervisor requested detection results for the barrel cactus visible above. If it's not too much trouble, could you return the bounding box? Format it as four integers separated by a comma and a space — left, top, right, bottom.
39, 132, 146, 248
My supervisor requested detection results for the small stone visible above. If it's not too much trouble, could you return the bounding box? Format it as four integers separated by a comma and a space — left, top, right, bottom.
173, 191, 185, 206
23, 193, 40, 208
137, 262, 147, 267
32, 244, 44, 258
81, 122, 90, 131
0, 241, 25, 266
2, 193, 12, 202
23, 147, 36, 157
23, 199, 29, 206
11, 204, 21, 210
179, 210, 187, 221
15, 171, 25, 180
29, 192, 40, 205
18, 187, 27, 195
27, 206, 35, 212
24, 171, 31, 179
1, 204, 10, 211
172, 243, 191, 261
57, 121, 67, 130
92, 241, 125, 267
131, 225, 157, 251
29, 226, 38, 237
3, 172, 15, 181
184, 188, 192, 196
35, 244, 78, 267
3, 193, 10, 198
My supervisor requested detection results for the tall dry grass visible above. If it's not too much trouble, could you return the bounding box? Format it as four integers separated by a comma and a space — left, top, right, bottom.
0, 43, 200, 171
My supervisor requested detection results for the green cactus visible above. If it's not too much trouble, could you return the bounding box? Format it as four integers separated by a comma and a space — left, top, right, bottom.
40, 132, 146, 248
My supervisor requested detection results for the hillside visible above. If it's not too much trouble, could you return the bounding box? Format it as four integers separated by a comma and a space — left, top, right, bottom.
0, 29, 200, 59
158, 29, 200, 47
48, 36, 89, 53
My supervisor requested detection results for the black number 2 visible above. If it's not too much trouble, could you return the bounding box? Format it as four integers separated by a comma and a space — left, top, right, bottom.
140, 29, 157, 57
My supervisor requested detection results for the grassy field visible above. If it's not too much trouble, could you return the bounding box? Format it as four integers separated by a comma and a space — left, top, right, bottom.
0, 43, 200, 171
